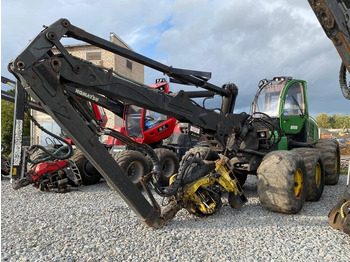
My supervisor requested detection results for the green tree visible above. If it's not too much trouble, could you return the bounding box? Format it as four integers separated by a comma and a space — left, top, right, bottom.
316, 113, 332, 128
343, 115, 350, 130
333, 114, 344, 129
316, 113, 350, 129
335, 114, 350, 130
1, 88, 30, 155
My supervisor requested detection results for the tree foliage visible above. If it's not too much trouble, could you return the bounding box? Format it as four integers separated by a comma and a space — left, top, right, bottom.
1, 88, 30, 155
316, 113, 350, 129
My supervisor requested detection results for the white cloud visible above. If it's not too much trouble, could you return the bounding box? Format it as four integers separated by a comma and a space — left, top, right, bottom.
1, 0, 349, 115
154, 0, 348, 114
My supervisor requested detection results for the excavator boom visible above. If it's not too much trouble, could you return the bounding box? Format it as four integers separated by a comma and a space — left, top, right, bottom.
8, 19, 245, 228
308, 0, 350, 99
7, 1, 350, 229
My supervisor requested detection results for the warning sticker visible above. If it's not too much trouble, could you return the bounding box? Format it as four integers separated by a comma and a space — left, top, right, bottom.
13, 119, 23, 166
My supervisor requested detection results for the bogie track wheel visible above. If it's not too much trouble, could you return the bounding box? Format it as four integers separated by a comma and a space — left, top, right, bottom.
291, 148, 325, 202
154, 148, 179, 186
314, 139, 340, 185
71, 150, 101, 185
257, 150, 307, 213
113, 150, 150, 189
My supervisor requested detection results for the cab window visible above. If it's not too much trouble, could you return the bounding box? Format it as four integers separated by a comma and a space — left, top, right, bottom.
144, 110, 167, 130
126, 105, 143, 138
254, 83, 284, 117
283, 82, 305, 116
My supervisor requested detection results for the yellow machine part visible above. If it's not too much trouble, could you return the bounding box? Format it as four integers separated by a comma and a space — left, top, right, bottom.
214, 161, 240, 195
180, 160, 246, 216
169, 174, 177, 186
182, 176, 218, 215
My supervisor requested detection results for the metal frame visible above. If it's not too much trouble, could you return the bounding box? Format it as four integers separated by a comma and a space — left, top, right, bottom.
10, 82, 27, 180
308, 0, 350, 72
7, 0, 350, 227
8, 19, 246, 228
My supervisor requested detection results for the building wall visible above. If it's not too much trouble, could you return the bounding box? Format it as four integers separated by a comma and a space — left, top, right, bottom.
32, 34, 144, 145
110, 33, 144, 83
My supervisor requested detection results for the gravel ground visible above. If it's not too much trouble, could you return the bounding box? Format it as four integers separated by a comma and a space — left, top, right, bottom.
1, 175, 350, 262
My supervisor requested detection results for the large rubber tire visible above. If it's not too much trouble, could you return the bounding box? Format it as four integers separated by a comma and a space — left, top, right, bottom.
314, 139, 340, 185
257, 150, 307, 214
181, 147, 248, 186
1, 154, 10, 177
26, 148, 56, 171
27, 146, 70, 170
180, 147, 219, 164
291, 148, 325, 202
113, 150, 150, 188
154, 148, 179, 186
71, 150, 101, 185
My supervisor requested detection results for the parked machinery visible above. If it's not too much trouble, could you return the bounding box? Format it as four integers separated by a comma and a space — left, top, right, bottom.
1, 83, 102, 190
107, 78, 203, 187
1, 76, 196, 189
9, 17, 345, 228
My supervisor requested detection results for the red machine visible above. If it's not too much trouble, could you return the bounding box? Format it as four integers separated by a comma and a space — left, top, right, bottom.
13, 99, 108, 190
12, 78, 182, 190
23, 160, 82, 192
105, 78, 185, 187
107, 78, 177, 146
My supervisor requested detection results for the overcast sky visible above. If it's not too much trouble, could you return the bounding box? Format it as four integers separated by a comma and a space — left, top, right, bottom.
1, 0, 349, 116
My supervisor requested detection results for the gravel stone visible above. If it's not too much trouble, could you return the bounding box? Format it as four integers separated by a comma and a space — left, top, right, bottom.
1, 175, 350, 261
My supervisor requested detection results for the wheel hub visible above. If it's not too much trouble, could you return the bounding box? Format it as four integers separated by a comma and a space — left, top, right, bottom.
84, 161, 98, 177
335, 154, 339, 173
315, 163, 321, 188
126, 161, 143, 183
294, 168, 303, 199
162, 158, 176, 178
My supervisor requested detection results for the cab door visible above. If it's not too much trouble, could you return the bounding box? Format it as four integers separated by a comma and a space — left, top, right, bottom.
280, 81, 308, 134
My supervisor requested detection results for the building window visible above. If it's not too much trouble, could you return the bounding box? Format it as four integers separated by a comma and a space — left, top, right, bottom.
126, 60, 133, 70
86, 51, 102, 61
40, 122, 61, 146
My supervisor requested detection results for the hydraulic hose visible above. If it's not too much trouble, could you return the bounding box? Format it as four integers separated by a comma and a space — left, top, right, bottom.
102, 128, 161, 175
154, 153, 215, 197
26, 112, 73, 162
339, 62, 350, 100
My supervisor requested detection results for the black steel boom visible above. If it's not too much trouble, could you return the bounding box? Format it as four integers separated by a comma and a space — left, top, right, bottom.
8, 0, 350, 228
8, 19, 245, 228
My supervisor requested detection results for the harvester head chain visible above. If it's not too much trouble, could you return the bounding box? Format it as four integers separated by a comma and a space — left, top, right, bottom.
160, 152, 215, 197
339, 62, 350, 100
329, 190, 350, 235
